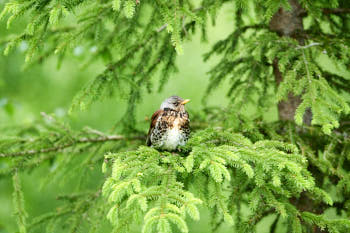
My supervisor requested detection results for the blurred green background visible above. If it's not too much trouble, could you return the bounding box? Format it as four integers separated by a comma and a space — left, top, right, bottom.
2, 2, 347, 232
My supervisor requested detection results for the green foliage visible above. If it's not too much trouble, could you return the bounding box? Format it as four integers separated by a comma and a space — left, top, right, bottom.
0, 0, 218, 128
1, 0, 350, 232
1, 0, 348, 132
12, 170, 28, 233
302, 212, 350, 233
204, 10, 350, 133
2, 113, 350, 232
102, 146, 202, 233
100, 127, 350, 232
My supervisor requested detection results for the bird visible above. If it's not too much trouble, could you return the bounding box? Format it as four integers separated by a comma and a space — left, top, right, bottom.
146, 96, 190, 151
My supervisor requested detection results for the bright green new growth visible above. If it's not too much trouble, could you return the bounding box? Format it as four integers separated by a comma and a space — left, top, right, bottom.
101, 128, 348, 233
102, 146, 203, 233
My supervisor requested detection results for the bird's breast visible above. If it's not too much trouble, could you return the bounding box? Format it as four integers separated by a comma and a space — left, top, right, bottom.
162, 116, 187, 150
151, 110, 189, 150
171, 118, 180, 129
164, 127, 183, 149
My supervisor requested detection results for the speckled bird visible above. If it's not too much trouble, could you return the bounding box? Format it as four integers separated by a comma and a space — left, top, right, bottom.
146, 96, 190, 151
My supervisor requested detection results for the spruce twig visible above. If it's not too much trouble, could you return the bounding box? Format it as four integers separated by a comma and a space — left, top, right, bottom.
0, 134, 145, 158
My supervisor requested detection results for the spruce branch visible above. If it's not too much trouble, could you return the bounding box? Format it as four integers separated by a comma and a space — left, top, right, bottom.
1, 1, 350, 232
322, 8, 350, 15
156, 6, 203, 33
101, 127, 341, 232
28, 189, 103, 232
296, 42, 322, 49
0, 134, 145, 158
12, 169, 28, 233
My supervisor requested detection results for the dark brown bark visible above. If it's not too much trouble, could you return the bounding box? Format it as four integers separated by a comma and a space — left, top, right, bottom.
269, 0, 312, 124
269, 0, 304, 39
273, 58, 303, 122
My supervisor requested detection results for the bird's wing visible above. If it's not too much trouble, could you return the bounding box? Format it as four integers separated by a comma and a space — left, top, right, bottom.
146, 109, 163, 146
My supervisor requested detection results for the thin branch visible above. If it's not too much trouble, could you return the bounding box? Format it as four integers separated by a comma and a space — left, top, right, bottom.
270, 214, 280, 233
27, 208, 73, 231
323, 8, 350, 15
302, 49, 312, 84
156, 6, 203, 32
299, 30, 350, 41
0, 135, 145, 158
156, 23, 168, 32
0, 27, 76, 46
296, 42, 322, 50
248, 208, 275, 225
182, 15, 188, 35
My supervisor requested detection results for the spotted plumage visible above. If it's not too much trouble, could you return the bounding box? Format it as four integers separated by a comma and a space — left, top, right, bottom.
146, 96, 190, 151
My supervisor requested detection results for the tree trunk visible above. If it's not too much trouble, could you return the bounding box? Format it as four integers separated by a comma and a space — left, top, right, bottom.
272, 59, 303, 122
270, 1, 322, 232
269, 0, 312, 124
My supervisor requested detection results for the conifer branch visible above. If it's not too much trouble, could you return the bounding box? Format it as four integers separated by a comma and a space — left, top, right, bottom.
322, 8, 350, 15
27, 208, 72, 231
296, 42, 322, 49
28, 189, 103, 232
0, 134, 145, 158
156, 6, 203, 33
1, 1, 350, 232
12, 169, 28, 233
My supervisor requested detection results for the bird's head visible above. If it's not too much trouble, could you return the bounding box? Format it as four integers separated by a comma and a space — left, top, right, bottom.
160, 95, 190, 112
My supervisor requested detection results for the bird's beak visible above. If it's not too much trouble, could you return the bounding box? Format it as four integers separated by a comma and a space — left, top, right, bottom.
180, 99, 190, 105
